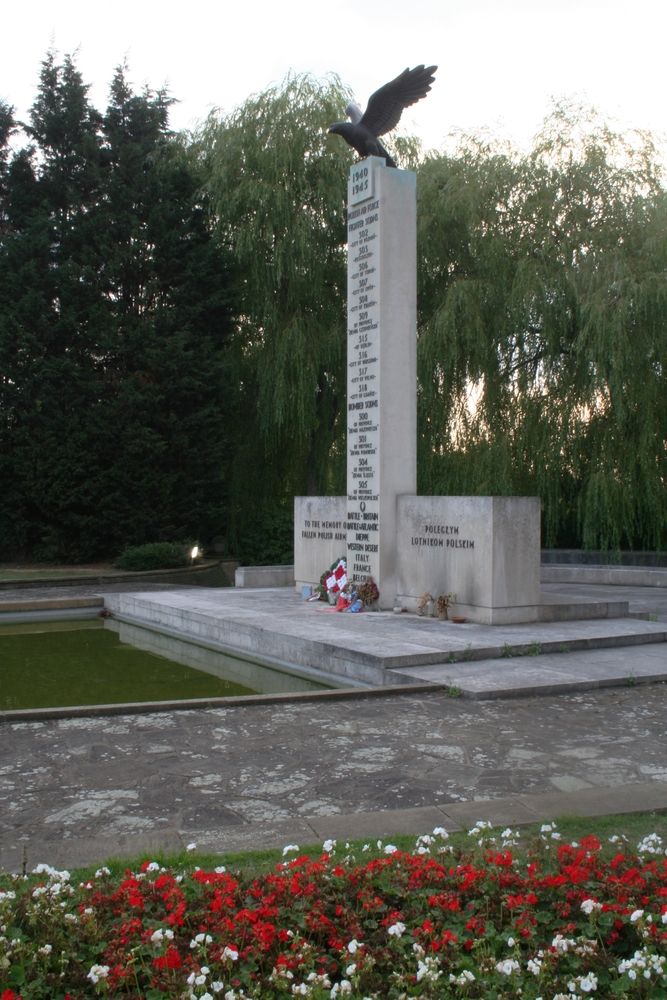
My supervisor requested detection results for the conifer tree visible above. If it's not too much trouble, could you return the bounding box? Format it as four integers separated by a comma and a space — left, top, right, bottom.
0, 56, 235, 560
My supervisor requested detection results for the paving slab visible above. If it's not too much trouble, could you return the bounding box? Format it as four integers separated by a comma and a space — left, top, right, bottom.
515, 782, 667, 819
3, 684, 667, 871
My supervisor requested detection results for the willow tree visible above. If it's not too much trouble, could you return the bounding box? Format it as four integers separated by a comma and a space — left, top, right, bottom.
194, 74, 355, 561
417, 102, 667, 552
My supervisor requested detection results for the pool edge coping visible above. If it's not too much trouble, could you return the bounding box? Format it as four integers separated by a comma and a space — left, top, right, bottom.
0, 682, 448, 724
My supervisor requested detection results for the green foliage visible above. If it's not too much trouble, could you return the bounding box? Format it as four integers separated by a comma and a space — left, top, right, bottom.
0, 54, 236, 562
2, 62, 666, 561
113, 541, 191, 571
193, 74, 354, 555
417, 101, 667, 551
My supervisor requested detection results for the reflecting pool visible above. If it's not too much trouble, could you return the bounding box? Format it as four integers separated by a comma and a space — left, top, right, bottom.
0, 619, 329, 711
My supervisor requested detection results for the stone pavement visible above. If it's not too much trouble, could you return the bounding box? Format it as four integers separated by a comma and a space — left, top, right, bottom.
2, 682, 667, 871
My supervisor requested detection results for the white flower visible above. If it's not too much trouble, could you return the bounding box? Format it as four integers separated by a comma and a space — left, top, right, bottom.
196, 974, 207, 986
630, 909, 645, 922
146, 861, 159, 872
87, 964, 110, 984
495, 958, 520, 975
347, 939, 359, 954
95, 867, 110, 877
282, 844, 300, 856
551, 831, 562, 840
362, 843, 370, 851
580, 899, 602, 915
541, 824, 553, 833
151, 929, 164, 944
38, 944, 52, 956
507, 936, 515, 947
416, 956, 441, 983
200, 994, 213, 1000
580, 973, 598, 992
330, 981, 352, 997
384, 844, 398, 855
345, 963, 356, 975
214, 866, 226, 874
388, 922, 405, 937
637, 833, 663, 854
433, 826, 448, 838
221, 946, 239, 962
449, 969, 476, 985
527, 958, 542, 975
186, 842, 197, 852
191, 932, 213, 948
212, 985, 225, 995
323, 839, 336, 853
552, 934, 576, 954
468, 820, 493, 836
201, 966, 210, 975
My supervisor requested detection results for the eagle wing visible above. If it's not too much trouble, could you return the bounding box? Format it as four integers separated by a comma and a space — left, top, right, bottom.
360, 64, 437, 137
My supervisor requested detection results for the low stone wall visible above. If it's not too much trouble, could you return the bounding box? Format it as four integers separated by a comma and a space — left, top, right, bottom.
541, 565, 667, 588
235, 565, 295, 588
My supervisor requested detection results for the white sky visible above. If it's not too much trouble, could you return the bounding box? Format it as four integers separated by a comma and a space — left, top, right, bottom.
2, 0, 666, 151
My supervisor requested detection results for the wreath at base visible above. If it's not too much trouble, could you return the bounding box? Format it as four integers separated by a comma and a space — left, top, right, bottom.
318, 557, 347, 600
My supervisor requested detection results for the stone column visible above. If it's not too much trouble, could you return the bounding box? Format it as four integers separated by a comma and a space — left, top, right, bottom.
346, 156, 417, 608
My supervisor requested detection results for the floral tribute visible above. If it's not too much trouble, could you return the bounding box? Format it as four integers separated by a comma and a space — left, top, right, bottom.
2, 824, 667, 999
318, 559, 347, 600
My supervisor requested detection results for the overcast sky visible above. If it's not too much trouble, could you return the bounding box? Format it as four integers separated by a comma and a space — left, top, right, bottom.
3, 0, 666, 151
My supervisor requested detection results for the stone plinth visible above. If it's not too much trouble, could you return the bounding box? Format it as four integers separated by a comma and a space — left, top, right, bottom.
396, 496, 541, 623
346, 157, 417, 606
294, 497, 347, 591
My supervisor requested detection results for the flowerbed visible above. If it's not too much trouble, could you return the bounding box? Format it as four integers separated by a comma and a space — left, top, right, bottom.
2, 823, 667, 999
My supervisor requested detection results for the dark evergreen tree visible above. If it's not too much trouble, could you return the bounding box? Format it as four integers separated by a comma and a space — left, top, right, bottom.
0, 56, 235, 560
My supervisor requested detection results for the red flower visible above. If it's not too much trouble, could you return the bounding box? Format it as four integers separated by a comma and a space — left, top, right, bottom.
580, 835, 601, 852
153, 947, 182, 970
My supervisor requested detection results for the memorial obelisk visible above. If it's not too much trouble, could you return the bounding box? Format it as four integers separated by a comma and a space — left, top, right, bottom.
295, 66, 541, 622
345, 157, 417, 608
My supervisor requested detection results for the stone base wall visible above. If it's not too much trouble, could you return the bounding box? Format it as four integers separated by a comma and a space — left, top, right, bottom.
396, 496, 541, 623
294, 497, 347, 592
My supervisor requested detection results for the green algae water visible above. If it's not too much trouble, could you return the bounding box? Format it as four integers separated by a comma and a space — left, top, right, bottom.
0, 619, 328, 710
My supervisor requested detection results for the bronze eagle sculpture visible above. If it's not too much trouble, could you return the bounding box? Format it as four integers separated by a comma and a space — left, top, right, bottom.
328, 64, 437, 167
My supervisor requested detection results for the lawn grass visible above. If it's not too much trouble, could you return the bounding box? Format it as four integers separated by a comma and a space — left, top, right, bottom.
41, 808, 667, 885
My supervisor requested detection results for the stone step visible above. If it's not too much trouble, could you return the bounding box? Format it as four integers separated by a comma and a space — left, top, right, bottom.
390, 642, 667, 699
104, 588, 667, 687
